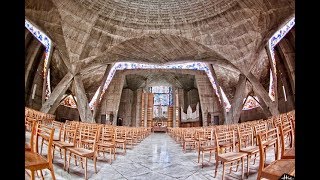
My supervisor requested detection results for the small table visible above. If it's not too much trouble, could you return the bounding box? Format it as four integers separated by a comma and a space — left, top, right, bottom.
152, 126, 167, 133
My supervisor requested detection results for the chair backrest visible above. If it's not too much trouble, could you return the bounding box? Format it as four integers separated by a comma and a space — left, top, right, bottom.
34, 123, 55, 166
215, 129, 235, 154
100, 125, 115, 144
51, 121, 64, 141
287, 110, 295, 129
273, 114, 282, 127
279, 120, 295, 158
237, 126, 254, 150
266, 118, 274, 129
79, 125, 101, 151
63, 123, 78, 145
257, 127, 280, 161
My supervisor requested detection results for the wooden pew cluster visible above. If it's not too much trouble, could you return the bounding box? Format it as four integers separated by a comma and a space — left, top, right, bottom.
24, 107, 151, 180
168, 110, 295, 179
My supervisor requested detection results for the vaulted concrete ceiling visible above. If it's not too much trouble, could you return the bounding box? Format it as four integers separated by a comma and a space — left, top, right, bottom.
123, 71, 196, 91
25, 0, 294, 100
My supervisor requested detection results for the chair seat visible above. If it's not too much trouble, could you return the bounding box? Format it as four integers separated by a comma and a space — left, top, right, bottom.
200, 145, 216, 151
184, 138, 195, 142
25, 151, 49, 170
82, 139, 95, 144
219, 142, 233, 148
282, 147, 295, 159
115, 139, 126, 143
262, 139, 276, 147
240, 146, 259, 154
218, 152, 247, 162
261, 159, 295, 179
66, 147, 95, 157
53, 141, 74, 148
97, 142, 115, 147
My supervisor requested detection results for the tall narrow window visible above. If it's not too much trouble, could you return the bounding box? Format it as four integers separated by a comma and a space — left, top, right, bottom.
151, 86, 173, 119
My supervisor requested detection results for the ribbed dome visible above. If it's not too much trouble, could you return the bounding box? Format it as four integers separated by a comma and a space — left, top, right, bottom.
76, 0, 236, 27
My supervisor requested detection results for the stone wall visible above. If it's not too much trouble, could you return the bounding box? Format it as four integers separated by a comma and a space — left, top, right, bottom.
239, 107, 266, 122
98, 72, 125, 125
55, 105, 80, 122
195, 73, 222, 126
118, 88, 134, 126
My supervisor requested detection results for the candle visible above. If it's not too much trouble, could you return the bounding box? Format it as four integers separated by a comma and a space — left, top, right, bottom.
282, 85, 287, 102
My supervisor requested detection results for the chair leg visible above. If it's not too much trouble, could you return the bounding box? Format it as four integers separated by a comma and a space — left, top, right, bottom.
197, 148, 200, 163
84, 157, 88, 180
49, 165, 56, 180
214, 159, 219, 177
241, 157, 244, 180
253, 154, 257, 164
94, 156, 98, 173
229, 163, 232, 173
63, 149, 67, 170
222, 163, 225, 180
68, 152, 72, 173
209, 151, 212, 162
30, 170, 35, 180
81, 157, 84, 169
40, 170, 44, 180
74, 154, 78, 166
202, 151, 204, 167
60, 148, 63, 158
247, 155, 250, 177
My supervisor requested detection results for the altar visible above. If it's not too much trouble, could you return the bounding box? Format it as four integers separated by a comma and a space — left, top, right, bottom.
152, 121, 168, 133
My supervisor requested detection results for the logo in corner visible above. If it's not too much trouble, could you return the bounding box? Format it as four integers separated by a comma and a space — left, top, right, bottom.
279, 173, 294, 180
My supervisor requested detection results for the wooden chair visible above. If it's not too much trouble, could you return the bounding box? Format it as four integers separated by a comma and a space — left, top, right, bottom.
214, 129, 247, 179
196, 128, 216, 167
273, 114, 282, 127
40, 120, 63, 154
237, 126, 260, 177
253, 122, 268, 145
25, 123, 56, 180
97, 125, 116, 164
66, 124, 101, 180
287, 110, 295, 130
25, 118, 36, 151
52, 123, 78, 170
266, 118, 274, 129
182, 129, 196, 152
115, 127, 127, 155
279, 121, 295, 159
256, 128, 295, 180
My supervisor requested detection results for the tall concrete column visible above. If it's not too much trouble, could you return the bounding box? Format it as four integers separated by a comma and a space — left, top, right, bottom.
143, 91, 148, 127
135, 88, 142, 127
172, 87, 176, 127
93, 64, 114, 121
208, 64, 227, 124
226, 74, 248, 124
72, 75, 94, 122
40, 72, 74, 113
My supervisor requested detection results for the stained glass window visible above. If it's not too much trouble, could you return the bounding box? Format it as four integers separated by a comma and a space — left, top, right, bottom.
242, 96, 260, 110
151, 86, 172, 118
25, 19, 52, 99
268, 17, 295, 101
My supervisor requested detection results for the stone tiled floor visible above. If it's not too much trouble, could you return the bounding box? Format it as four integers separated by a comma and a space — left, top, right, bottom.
25, 132, 278, 180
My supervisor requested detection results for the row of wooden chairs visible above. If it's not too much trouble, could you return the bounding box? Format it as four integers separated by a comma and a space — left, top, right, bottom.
168, 110, 295, 179
26, 119, 151, 180
25, 106, 55, 120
